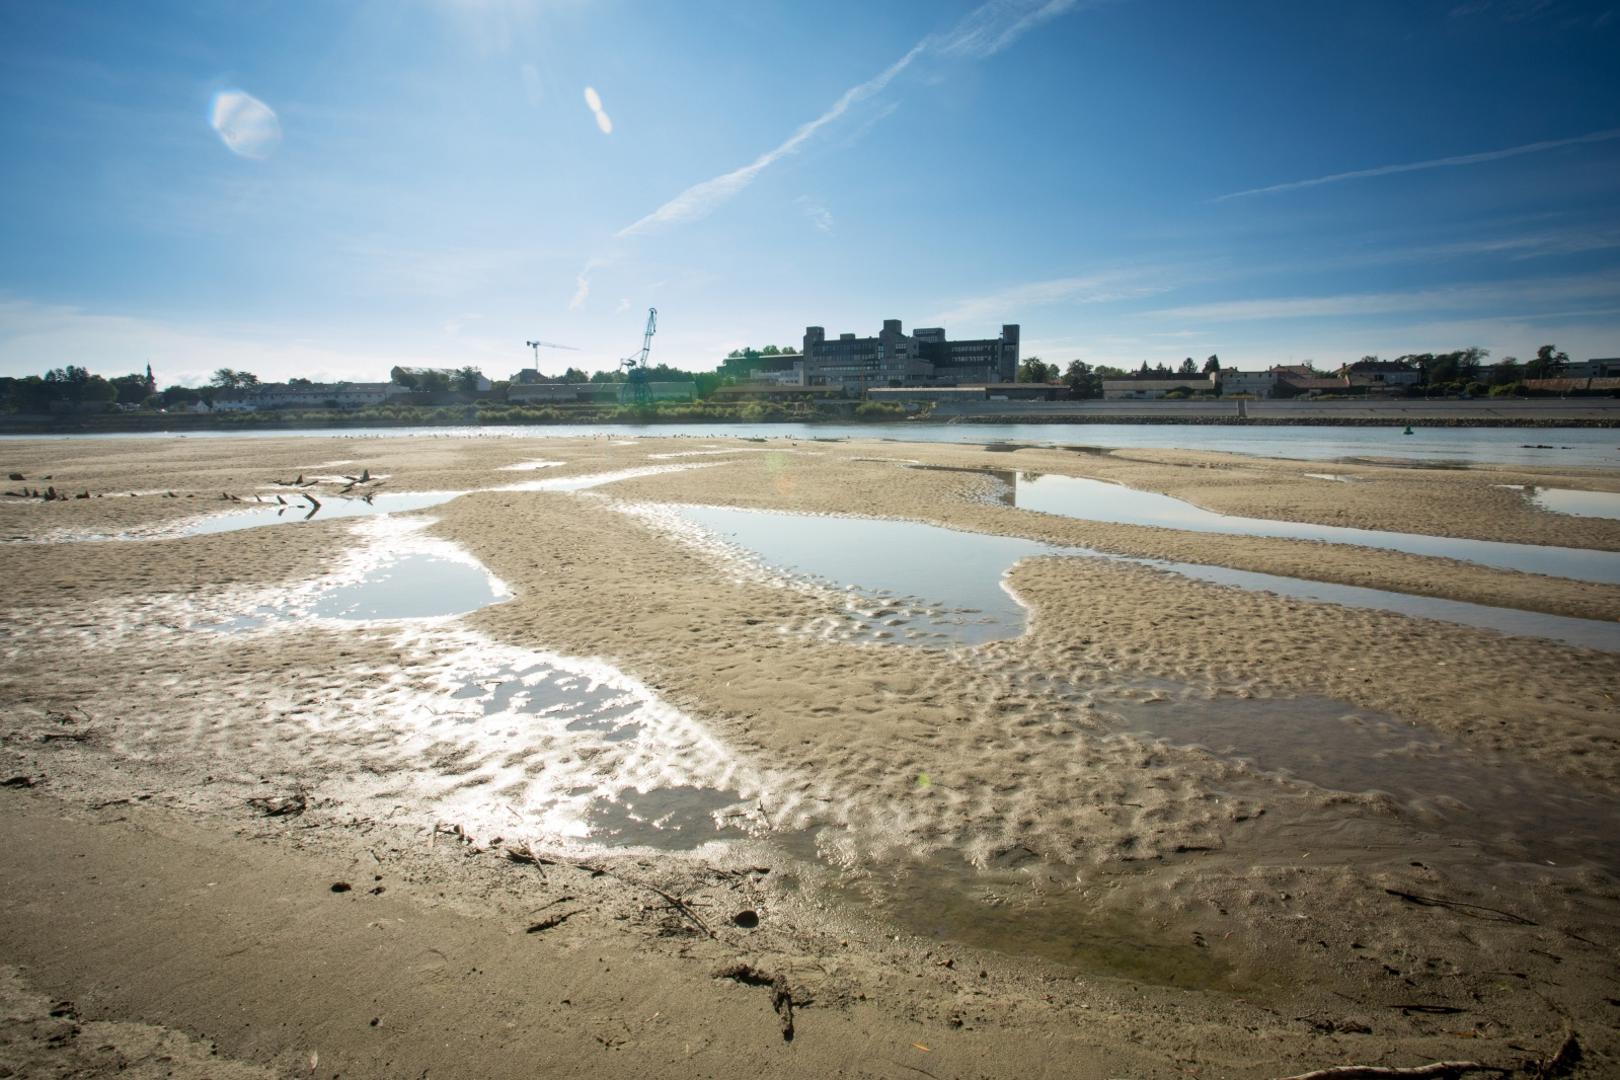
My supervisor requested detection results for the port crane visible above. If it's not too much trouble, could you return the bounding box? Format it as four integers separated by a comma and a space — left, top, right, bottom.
619, 307, 657, 406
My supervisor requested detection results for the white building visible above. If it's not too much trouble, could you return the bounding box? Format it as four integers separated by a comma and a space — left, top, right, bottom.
1217, 369, 1277, 397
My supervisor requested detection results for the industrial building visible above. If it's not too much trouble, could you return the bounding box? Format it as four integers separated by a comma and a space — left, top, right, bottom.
799, 320, 1020, 393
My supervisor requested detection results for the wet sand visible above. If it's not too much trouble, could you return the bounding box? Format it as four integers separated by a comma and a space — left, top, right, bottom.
3, 433, 1618, 1079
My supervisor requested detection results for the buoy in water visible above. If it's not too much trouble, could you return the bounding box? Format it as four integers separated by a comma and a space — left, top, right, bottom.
1403, 426, 1414, 435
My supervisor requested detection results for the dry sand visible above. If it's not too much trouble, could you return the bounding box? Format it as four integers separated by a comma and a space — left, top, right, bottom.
2, 432, 1618, 1079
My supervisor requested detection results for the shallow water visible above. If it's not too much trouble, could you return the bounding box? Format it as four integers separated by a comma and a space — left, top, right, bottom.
1013, 472, 1620, 584
12, 422, 1619, 467
672, 504, 1053, 645
668, 505, 1620, 652
1531, 487, 1620, 520
1090, 679, 1620, 874
183, 491, 463, 535
310, 553, 503, 620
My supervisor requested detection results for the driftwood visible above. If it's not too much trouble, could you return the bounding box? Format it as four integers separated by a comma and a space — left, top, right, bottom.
1274, 1063, 1503, 1080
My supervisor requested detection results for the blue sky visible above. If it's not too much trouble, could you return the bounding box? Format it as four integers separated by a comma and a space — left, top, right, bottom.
2, 0, 1618, 385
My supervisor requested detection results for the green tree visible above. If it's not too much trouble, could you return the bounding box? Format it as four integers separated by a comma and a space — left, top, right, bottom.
110, 373, 152, 404
454, 366, 485, 393
1179, 357, 1198, 374
1203, 355, 1220, 373
561, 367, 589, 384
1017, 355, 1056, 383
1063, 359, 1100, 399
761, 345, 781, 356
416, 369, 451, 393
1490, 357, 1520, 386
1525, 345, 1569, 379
389, 365, 418, 389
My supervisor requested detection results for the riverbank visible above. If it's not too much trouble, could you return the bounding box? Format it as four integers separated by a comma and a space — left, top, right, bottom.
2, 434, 1617, 1078
3, 394, 1618, 435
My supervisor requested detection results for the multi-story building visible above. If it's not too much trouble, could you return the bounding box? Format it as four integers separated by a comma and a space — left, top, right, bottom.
1569, 358, 1620, 379
800, 320, 1019, 392
211, 382, 412, 411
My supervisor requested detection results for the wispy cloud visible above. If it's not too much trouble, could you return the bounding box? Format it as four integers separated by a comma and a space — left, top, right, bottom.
569, 256, 610, 310
0, 297, 445, 384
1147, 273, 1620, 322
616, 43, 924, 238
933, 0, 1095, 57
933, 268, 1171, 326
616, 0, 1090, 238
796, 196, 834, 233
1216, 127, 1620, 202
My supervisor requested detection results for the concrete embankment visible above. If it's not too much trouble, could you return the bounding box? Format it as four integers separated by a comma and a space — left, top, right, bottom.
936, 397, 1620, 426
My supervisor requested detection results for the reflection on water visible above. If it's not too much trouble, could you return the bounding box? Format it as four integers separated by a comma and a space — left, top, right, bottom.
16, 423, 1619, 467
672, 504, 1054, 645
183, 491, 464, 535
667, 505, 1620, 652
1531, 487, 1620, 520
1090, 680, 1620, 874
310, 553, 501, 620
1012, 472, 1620, 584
584, 786, 750, 850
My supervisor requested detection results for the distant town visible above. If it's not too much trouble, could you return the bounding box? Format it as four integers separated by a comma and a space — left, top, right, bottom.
2, 319, 1617, 418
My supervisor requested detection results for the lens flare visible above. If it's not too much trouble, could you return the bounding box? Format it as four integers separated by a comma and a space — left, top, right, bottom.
210, 89, 281, 159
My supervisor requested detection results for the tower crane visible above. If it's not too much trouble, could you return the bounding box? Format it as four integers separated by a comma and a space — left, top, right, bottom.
524, 339, 579, 368
618, 307, 657, 406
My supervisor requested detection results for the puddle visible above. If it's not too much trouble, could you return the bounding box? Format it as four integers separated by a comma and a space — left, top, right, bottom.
671, 504, 1054, 646
192, 518, 509, 628
183, 491, 464, 536
1012, 472, 1620, 584
1091, 680, 1620, 875
582, 786, 750, 850
496, 459, 565, 472
1302, 472, 1357, 483
662, 505, 1620, 652
390, 644, 757, 853
1530, 487, 1620, 520
1145, 556, 1620, 651
310, 553, 502, 621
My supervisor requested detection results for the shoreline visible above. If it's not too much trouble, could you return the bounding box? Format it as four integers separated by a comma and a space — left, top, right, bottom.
4, 399, 1619, 436
3, 433, 1618, 1079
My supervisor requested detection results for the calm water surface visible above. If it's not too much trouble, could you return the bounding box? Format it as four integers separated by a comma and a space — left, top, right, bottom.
9, 423, 1619, 467
1013, 472, 1620, 584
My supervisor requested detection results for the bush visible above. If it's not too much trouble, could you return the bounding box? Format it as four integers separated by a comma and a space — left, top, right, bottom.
854, 401, 906, 419
1488, 382, 1525, 397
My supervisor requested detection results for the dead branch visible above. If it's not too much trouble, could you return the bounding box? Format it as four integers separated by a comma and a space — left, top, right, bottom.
1274, 1062, 1505, 1079
525, 909, 583, 934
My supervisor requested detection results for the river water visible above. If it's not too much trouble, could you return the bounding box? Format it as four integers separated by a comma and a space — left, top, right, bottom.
6, 422, 1618, 468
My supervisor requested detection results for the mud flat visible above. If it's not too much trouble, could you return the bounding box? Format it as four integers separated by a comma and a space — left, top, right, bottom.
2, 433, 1618, 1079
